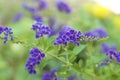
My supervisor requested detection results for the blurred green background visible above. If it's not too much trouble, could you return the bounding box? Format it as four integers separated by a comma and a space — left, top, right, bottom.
0, 0, 120, 80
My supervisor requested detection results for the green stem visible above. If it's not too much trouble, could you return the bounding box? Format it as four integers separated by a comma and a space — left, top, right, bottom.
47, 53, 72, 66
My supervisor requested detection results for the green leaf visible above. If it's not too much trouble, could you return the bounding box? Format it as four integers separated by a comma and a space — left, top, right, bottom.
71, 63, 81, 72
43, 36, 56, 52
69, 54, 76, 63
73, 45, 86, 55
47, 36, 56, 45
45, 46, 54, 52
60, 51, 71, 56
78, 60, 83, 68
59, 57, 66, 62
38, 58, 51, 70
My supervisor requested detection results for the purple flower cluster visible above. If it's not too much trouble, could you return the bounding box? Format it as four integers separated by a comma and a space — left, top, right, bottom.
22, 0, 47, 14
32, 15, 43, 22
93, 28, 108, 38
41, 70, 82, 80
32, 22, 52, 39
0, 26, 4, 34
38, 0, 47, 10
101, 43, 117, 54
116, 52, 120, 62
41, 69, 61, 80
68, 75, 77, 80
13, 12, 24, 22
84, 27, 108, 39
25, 47, 45, 74
67, 75, 85, 80
56, 1, 71, 14
54, 27, 82, 46
54, 27, 108, 46
22, 3, 37, 14
84, 31, 96, 39
97, 59, 109, 69
101, 43, 120, 63
0, 26, 13, 44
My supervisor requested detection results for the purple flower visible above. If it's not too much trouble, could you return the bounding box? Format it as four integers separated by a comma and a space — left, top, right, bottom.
84, 27, 108, 39
22, 0, 47, 14
22, 3, 37, 14
0, 26, 4, 34
107, 50, 117, 60
56, 1, 71, 14
100, 43, 120, 63
101, 43, 117, 55
54, 27, 82, 46
93, 28, 108, 38
101, 43, 117, 59
67, 75, 84, 80
32, 15, 43, 22
38, 0, 47, 10
41, 69, 58, 80
68, 75, 77, 80
67, 75, 85, 80
84, 31, 96, 39
97, 59, 109, 69
41, 69, 82, 80
25, 47, 45, 74
32, 22, 52, 39
0, 26, 13, 44
115, 52, 120, 62
13, 12, 24, 22
101, 43, 110, 53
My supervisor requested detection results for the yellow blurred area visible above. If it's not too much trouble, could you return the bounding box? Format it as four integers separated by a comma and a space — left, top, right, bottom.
113, 16, 120, 30
85, 4, 111, 19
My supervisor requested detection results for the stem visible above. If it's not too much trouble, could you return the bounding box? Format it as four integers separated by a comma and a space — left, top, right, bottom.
47, 53, 72, 66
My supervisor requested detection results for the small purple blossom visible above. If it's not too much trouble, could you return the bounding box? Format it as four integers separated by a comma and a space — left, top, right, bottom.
4, 29, 13, 44
84, 31, 96, 39
38, 0, 47, 10
41, 69, 58, 80
115, 52, 120, 62
41, 69, 82, 80
13, 12, 24, 22
68, 75, 77, 80
56, 1, 71, 14
22, 3, 37, 14
107, 50, 117, 60
67, 75, 84, 80
0, 26, 13, 44
54, 27, 82, 46
84, 27, 108, 39
25, 47, 45, 74
32, 15, 43, 22
93, 28, 108, 38
22, 0, 47, 14
100, 43, 120, 63
97, 59, 109, 69
101, 43, 117, 55
0, 26, 4, 34
32, 22, 52, 39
